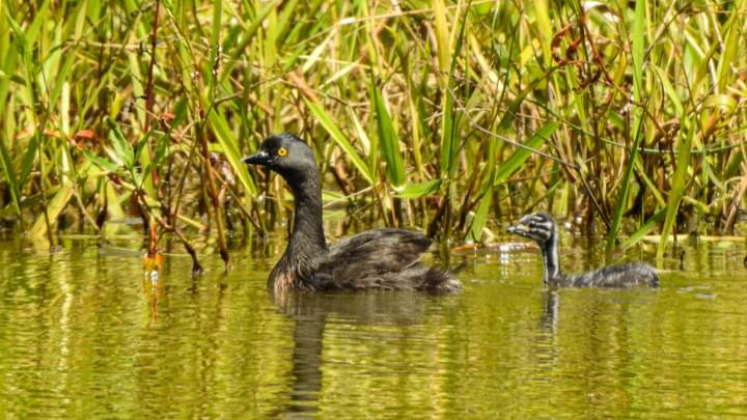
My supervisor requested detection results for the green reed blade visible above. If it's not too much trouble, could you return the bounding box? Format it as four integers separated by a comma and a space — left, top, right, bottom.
620, 207, 668, 251
494, 122, 558, 187
208, 109, 258, 196
306, 100, 373, 185
633, 156, 666, 207
221, 0, 281, 85
533, 0, 552, 68
83, 150, 120, 174
208, 0, 222, 100
0, 132, 22, 216
465, 186, 492, 243
464, 121, 557, 241
717, 5, 741, 92
440, 2, 468, 179
19, 136, 38, 187
30, 183, 73, 239
657, 123, 693, 259
395, 179, 443, 199
653, 65, 684, 116
371, 86, 405, 187
125, 49, 146, 129
108, 120, 134, 170
606, 0, 646, 253
275, 0, 301, 44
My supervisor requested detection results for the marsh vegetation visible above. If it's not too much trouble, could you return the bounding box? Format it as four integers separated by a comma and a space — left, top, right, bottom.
2, 0, 746, 267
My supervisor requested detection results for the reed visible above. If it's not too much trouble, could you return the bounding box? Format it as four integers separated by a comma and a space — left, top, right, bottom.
1, 0, 746, 262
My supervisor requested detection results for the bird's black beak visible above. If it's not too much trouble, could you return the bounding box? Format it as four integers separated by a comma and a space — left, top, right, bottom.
242, 150, 271, 165
507, 224, 528, 237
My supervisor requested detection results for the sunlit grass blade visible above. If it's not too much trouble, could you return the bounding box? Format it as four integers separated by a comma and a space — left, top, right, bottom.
606, 0, 646, 253
493, 122, 558, 186
208, 110, 258, 196
620, 207, 667, 250
533, 0, 552, 68
108, 120, 135, 169
207, 0, 222, 100
465, 121, 557, 242
371, 86, 405, 187
465, 189, 492, 242
717, 6, 741, 92
125, 48, 146, 129
306, 100, 374, 185
653, 65, 684, 116
394, 179, 442, 199
432, 0, 449, 76
440, 3, 468, 178
657, 124, 693, 259
0, 133, 22, 217
30, 184, 74, 239
221, 0, 281, 84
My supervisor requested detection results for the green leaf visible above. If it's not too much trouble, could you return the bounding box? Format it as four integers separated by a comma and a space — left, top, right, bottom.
631, 0, 645, 100
107, 120, 134, 169
440, 5, 468, 178
703, 94, 737, 114
657, 123, 693, 259
221, 0, 282, 84
306, 100, 373, 185
207, 109, 257, 196
208, 0, 222, 99
494, 122, 558, 186
394, 179, 442, 199
30, 183, 74, 239
0, 132, 22, 216
371, 86, 405, 187
606, 0, 646, 252
620, 207, 667, 250
717, 9, 740, 92
19, 137, 38, 187
653, 65, 684, 116
83, 150, 120, 173
533, 0, 553, 67
465, 189, 492, 242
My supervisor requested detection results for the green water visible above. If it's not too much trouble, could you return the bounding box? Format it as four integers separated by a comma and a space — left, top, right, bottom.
1, 229, 746, 419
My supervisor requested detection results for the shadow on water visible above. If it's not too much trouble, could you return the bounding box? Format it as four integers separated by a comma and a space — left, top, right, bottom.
269, 290, 429, 418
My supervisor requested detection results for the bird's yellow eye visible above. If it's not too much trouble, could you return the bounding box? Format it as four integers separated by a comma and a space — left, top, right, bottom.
277, 147, 288, 157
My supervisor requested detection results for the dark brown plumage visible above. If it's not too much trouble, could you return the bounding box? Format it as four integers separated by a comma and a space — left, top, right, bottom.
243, 133, 462, 293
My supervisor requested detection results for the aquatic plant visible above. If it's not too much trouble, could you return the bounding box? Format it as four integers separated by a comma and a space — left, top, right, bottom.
1, 0, 745, 265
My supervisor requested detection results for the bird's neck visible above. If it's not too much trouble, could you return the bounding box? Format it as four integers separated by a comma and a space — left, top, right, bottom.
285, 171, 328, 260
539, 233, 561, 285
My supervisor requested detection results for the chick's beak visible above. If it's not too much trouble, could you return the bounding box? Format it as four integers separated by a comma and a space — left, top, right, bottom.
242, 150, 271, 165
507, 223, 528, 236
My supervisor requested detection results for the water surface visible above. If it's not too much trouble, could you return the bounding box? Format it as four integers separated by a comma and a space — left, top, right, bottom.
1, 228, 746, 419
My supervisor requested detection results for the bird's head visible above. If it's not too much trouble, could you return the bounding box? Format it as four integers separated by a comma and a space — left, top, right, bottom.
242, 133, 318, 180
507, 212, 558, 247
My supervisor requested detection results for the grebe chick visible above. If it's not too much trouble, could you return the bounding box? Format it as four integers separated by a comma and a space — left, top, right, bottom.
507, 212, 659, 287
242, 133, 462, 293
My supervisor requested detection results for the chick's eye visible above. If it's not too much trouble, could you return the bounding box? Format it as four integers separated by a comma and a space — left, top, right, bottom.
277, 147, 288, 157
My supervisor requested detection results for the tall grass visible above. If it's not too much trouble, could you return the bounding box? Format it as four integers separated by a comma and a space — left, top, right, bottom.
1, 0, 746, 264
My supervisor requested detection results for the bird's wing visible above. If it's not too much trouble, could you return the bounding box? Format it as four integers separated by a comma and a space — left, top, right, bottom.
311, 228, 434, 290
581, 263, 659, 287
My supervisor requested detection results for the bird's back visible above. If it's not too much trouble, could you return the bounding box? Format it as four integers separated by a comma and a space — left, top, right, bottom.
311, 228, 461, 292
555, 262, 659, 288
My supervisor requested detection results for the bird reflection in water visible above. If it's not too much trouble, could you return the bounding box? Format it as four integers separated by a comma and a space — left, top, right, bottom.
540, 289, 560, 333
270, 290, 428, 418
